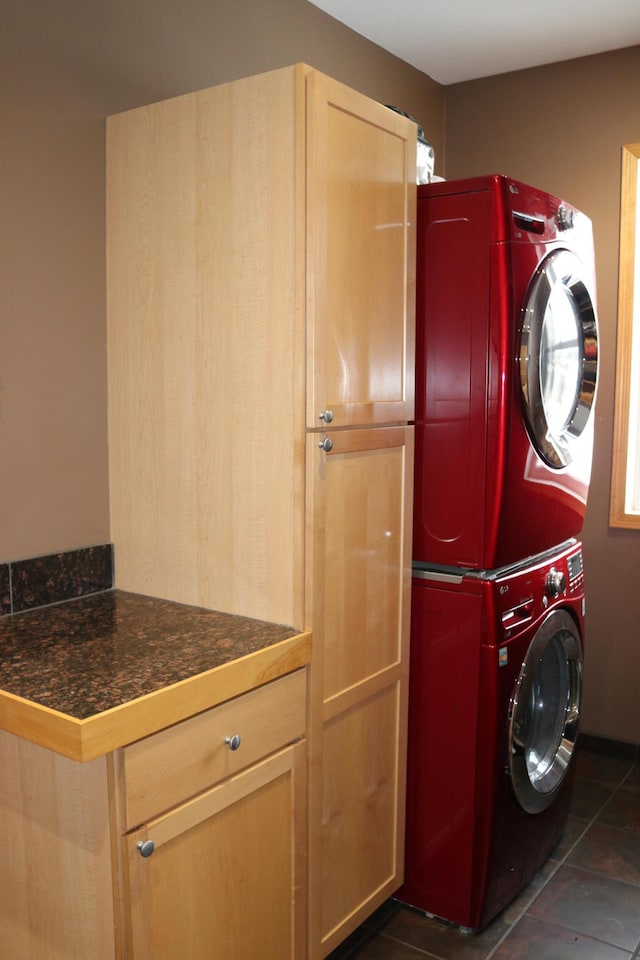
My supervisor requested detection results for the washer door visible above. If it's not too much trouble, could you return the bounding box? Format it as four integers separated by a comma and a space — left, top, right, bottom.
519, 249, 598, 468
508, 609, 582, 814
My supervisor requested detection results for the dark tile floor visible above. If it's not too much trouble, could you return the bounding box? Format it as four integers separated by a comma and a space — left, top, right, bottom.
328, 748, 640, 960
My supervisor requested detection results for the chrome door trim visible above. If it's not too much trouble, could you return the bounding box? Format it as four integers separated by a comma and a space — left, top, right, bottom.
519, 249, 598, 468
464, 539, 579, 581
508, 608, 582, 814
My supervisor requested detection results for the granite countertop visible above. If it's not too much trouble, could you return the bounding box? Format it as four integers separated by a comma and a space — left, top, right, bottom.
0, 590, 311, 762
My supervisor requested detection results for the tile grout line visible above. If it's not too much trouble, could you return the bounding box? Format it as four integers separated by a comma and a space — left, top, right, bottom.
483, 771, 630, 959
496, 762, 640, 955
364, 930, 446, 959
338, 754, 638, 959
556, 857, 640, 890
618, 764, 638, 789
490, 757, 637, 957
483, 866, 561, 960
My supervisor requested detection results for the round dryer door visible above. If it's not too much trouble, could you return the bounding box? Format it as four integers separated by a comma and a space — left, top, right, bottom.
519, 249, 598, 468
508, 609, 582, 814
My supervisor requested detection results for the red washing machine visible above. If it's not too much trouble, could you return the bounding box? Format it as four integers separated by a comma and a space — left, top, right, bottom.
413, 176, 599, 569
397, 539, 585, 930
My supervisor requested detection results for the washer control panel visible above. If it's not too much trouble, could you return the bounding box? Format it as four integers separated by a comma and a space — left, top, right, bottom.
566, 549, 584, 590
495, 544, 584, 640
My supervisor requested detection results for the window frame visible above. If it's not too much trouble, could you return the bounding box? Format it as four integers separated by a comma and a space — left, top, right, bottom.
610, 143, 640, 529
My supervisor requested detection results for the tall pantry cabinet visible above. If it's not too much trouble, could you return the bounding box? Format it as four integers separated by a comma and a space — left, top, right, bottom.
107, 64, 416, 959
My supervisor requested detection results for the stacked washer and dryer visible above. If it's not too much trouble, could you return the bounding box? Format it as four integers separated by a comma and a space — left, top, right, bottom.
398, 176, 599, 930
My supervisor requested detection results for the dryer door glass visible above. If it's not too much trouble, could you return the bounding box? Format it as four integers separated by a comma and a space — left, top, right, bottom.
519, 249, 598, 468
508, 609, 582, 814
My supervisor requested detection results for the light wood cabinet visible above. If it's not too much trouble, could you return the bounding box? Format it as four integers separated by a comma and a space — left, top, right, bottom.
306, 426, 413, 955
122, 747, 305, 959
107, 63, 415, 626
0, 731, 117, 960
305, 71, 415, 429
107, 66, 305, 626
107, 63, 416, 959
0, 670, 307, 960
119, 672, 307, 960
120, 668, 306, 829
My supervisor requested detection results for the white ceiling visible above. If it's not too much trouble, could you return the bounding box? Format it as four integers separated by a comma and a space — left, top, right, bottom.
309, 0, 640, 84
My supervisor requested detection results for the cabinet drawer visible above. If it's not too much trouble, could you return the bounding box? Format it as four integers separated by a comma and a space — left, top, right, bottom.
122, 668, 307, 828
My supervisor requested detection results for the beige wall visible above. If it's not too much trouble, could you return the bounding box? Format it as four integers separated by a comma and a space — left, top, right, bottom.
445, 45, 640, 744
3, 0, 636, 743
1, 0, 443, 563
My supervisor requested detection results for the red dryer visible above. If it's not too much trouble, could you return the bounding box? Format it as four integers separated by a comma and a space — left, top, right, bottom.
413, 175, 599, 569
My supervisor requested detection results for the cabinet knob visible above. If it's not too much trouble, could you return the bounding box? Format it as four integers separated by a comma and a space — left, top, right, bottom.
225, 734, 242, 751
318, 408, 334, 423
137, 840, 155, 858
318, 437, 333, 452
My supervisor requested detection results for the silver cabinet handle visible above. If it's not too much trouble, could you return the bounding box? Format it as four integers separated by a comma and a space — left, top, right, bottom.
137, 840, 155, 858
318, 408, 334, 423
225, 734, 242, 751
318, 437, 333, 452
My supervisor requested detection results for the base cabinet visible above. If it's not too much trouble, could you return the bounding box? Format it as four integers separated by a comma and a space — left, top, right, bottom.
0, 670, 307, 959
122, 745, 306, 960
0, 730, 116, 960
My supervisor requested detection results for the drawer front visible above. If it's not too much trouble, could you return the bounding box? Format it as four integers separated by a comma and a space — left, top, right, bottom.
122, 669, 307, 828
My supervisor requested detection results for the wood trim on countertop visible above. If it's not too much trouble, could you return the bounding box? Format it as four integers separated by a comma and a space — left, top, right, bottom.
0, 631, 311, 762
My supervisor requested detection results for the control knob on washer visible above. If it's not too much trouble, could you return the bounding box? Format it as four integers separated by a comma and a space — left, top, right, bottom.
557, 204, 575, 230
545, 567, 567, 598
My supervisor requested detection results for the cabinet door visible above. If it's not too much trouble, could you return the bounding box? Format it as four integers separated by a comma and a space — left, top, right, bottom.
122, 744, 306, 960
306, 73, 416, 429
321, 681, 404, 949
306, 426, 414, 957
